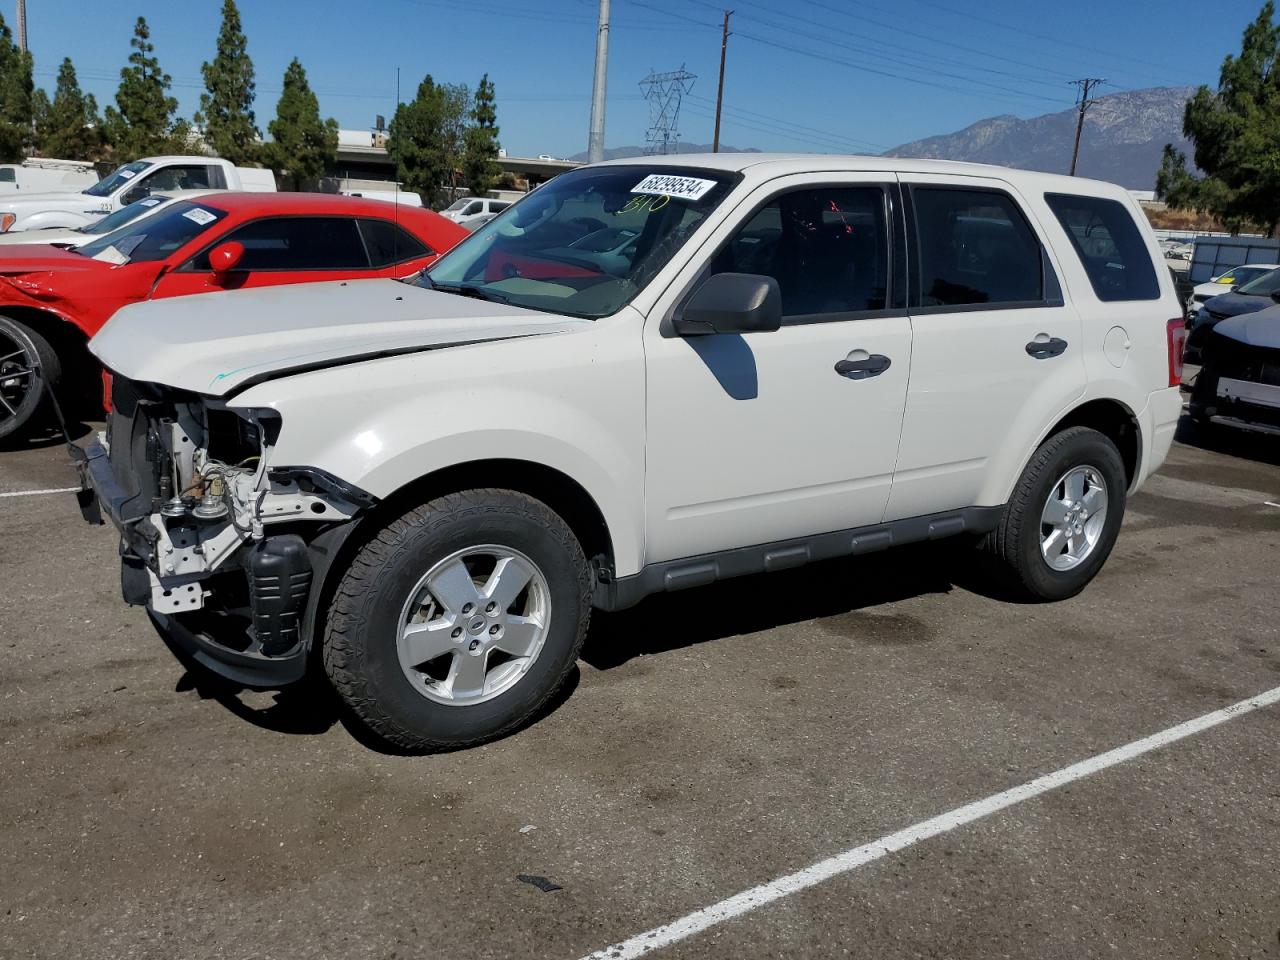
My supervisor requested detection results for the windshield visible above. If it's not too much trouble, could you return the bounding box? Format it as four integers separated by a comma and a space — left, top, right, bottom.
424, 166, 738, 318
84, 161, 149, 198
77, 200, 227, 264
443, 198, 472, 212
1236, 267, 1280, 297
76, 194, 172, 235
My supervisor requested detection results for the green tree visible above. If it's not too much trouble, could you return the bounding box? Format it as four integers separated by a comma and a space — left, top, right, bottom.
264, 58, 337, 190
462, 73, 500, 198
387, 75, 471, 206
195, 0, 258, 164
1157, 2, 1280, 233
0, 11, 34, 161
35, 58, 104, 160
103, 17, 189, 160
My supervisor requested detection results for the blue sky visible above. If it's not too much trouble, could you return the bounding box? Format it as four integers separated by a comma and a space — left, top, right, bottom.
11, 0, 1267, 158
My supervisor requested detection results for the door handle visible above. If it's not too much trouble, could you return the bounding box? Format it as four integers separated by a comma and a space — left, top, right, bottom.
834, 350, 892, 380
1025, 335, 1068, 360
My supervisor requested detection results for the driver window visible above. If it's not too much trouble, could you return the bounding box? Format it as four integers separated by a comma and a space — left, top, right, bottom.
709, 186, 890, 319
140, 164, 216, 193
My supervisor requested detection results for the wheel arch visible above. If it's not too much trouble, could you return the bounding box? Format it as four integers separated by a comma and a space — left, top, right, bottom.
1042, 397, 1141, 490
301, 457, 618, 666
0, 304, 92, 376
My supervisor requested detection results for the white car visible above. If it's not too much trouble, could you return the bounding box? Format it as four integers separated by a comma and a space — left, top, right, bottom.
0, 190, 215, 248
1187, 263, 1280, 317
438, 196, 511, 225
80, 155, 1185, 751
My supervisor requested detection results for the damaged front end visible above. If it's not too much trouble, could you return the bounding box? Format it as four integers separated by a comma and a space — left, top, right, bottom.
75, 374, 375, 687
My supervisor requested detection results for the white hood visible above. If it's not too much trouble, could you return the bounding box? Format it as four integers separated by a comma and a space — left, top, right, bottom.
91, 278, 590, 396
0, 190, 98, 215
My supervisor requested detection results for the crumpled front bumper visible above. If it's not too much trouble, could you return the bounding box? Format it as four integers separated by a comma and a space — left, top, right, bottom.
74, 439, 322, 689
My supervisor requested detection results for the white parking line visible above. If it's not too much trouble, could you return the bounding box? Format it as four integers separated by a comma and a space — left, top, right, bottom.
578, 685, 1280, 960
1265, 501, 1280, 509
0, 486, 79, 498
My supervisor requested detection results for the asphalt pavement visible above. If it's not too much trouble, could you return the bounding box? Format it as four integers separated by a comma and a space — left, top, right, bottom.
1, 418, 1277, 960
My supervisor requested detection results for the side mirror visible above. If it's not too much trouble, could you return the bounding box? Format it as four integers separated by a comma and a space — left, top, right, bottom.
209, 241, 244, 277
1270, 290, 1280, 304
673, 272, 782, 336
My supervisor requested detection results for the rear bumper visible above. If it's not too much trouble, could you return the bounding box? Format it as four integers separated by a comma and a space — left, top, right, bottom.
1135, 385, 1183, 490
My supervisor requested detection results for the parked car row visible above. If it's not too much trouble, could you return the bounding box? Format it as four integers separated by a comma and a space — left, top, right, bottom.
0, 191, 467, 441
1182, 263, 1280, 437
68, 155, 1186, 751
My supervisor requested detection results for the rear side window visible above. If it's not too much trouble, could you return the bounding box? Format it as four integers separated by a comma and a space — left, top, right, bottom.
359, 218, 431, 266
913, 187, 1043, 307
198, 216, 369, 271
1045, 193, 1159, 302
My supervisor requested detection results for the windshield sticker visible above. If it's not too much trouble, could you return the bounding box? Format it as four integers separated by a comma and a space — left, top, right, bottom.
119, 169, 136, 179
630, 174, 717, 202
140, 197, 163, 207
183, 207, 217, 226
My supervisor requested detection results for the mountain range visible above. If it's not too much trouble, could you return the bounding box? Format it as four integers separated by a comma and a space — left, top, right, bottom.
583, 88, 1193, 190
883, 87, 1195, 189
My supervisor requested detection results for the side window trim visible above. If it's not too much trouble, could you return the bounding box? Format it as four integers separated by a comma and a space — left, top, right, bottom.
904, 182, 1064, 314
666, 180, 901, 333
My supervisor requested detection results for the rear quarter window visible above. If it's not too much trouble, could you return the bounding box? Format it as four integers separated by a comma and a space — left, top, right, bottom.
1045, 193, 1159, 302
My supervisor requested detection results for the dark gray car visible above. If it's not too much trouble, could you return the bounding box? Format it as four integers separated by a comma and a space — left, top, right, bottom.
1186, 267, 1280, 362
1189, 305, 1280, 434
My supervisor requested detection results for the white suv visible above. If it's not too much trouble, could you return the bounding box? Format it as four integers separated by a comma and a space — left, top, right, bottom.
79, 155, 1186, 751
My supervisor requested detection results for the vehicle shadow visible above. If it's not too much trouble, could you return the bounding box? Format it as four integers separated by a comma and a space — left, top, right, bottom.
1174, 414, 1280, 468
0, 418, 92, 453
182, 541, 985, 752
582, 541, 965, 670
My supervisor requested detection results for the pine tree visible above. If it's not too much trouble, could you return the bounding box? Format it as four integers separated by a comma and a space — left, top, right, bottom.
1157, 2, 1280, 233
264, 58, 337, 190
0, 11, 34, 162
462, 74, 501, 198
103, 17, 189, 160
195, 0, 258, 164
387, 75, 471, 205
35, 58, 104, 161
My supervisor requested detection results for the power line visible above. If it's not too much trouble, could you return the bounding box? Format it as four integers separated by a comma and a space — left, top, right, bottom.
640, 65, 696, 155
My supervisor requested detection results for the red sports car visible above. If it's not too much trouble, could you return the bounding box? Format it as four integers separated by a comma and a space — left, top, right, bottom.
0, 192, 468, 441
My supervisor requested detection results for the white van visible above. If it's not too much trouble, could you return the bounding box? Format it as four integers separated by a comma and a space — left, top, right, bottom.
438, 196, 511, 225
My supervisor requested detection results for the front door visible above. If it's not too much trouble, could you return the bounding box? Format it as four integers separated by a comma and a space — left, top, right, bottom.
643, 176, 912, 564
884, 175, 1086, 521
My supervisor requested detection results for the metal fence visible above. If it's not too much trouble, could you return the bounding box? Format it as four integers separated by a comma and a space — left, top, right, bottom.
1189, 236, 1280, 282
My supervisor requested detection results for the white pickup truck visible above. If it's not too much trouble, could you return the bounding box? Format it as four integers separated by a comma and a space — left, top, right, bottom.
80, 155, 1185, 752
0, 156, 275, 233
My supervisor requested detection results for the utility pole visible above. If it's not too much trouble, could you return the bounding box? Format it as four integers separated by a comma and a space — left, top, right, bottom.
712, 10, 732, 153
587, 0, 610, 164
1068, 78, 1105, 176
15, 0, 27, 53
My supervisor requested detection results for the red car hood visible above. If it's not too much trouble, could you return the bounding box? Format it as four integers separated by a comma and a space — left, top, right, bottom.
0, 244, 108, 275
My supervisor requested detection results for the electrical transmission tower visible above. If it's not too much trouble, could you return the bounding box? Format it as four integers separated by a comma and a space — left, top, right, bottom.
639, 65, 696, 155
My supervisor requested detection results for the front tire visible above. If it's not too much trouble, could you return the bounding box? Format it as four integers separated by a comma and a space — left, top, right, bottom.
323, 489, 591, 752
979, 426, 1127, 601
0, 314, 60, 443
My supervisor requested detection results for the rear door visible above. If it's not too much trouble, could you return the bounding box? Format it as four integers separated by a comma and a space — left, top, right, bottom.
885, 174, 1085, 520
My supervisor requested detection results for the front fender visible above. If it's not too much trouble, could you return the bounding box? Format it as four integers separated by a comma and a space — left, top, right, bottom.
15, 209, 97, 232
231, 325, 647, 576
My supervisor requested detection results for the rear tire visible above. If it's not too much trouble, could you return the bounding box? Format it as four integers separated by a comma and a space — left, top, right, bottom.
0, 314, 60, 443
323, 489, 591, 752
979, 427, 1127, 601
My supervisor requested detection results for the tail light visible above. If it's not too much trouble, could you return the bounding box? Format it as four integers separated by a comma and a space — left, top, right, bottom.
1167, 318, 1188, 386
